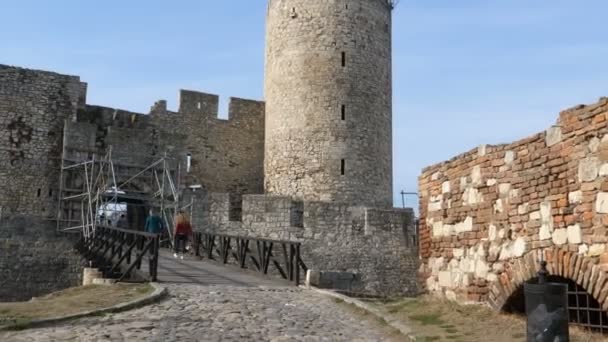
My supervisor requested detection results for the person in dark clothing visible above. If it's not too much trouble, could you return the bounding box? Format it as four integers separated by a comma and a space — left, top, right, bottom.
173, 211, 193, 260
144, 209, 163, 234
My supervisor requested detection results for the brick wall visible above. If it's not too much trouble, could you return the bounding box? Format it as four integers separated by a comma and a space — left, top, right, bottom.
419, 97, 608, 309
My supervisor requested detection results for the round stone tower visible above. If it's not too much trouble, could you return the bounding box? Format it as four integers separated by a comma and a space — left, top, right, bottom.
264, 0, 393, 208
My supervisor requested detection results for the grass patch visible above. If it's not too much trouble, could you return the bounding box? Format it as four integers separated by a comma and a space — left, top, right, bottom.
373, 294, 608, 342
409, 313, 444, 326
0, 283, 153, 326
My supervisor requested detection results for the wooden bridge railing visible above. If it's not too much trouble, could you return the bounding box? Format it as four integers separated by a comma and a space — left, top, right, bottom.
80, 225, 159, 282
192, 232, 308, 286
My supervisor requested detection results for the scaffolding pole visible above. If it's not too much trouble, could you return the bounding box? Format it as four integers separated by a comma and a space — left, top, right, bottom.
56, 147, 187, 246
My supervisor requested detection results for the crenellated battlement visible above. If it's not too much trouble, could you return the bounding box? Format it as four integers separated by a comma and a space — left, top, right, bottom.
0, 62, 267, 196
178, 89, 264, 122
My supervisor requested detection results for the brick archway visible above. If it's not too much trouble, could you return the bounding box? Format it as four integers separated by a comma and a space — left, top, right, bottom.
488, 247, 608, 312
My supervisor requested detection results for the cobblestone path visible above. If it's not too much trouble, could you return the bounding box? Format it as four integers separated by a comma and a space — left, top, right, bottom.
0, 284, 396, 342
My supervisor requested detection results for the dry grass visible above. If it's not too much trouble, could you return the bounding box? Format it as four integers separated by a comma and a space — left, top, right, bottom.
369, 296, 608, 342
0, 283, 153, 327
332, 298, 406, 341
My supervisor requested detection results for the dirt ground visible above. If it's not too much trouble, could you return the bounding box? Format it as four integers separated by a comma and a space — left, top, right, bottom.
366, 296, 608, 342
0, 283, 152, 327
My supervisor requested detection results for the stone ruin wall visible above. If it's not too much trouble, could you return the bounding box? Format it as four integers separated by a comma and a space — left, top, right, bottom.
0, 65, 84, 218
0, 64, 265, 299
0, 65, 85, 301
64, 89, 265, 197
418, 97, 608, 310
0, 218, 82, 302
185, 190, 420, 296
1, 63, 415, 298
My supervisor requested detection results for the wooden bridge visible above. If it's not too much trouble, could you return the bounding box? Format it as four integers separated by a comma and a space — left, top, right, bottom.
78, 226, 308, 287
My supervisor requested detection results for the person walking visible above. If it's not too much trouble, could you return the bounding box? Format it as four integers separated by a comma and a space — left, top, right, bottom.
173, 212, 192, 260
144, 208, 163, 234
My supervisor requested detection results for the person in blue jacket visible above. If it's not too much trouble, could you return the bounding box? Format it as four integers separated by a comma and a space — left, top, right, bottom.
144, 208, 163, 234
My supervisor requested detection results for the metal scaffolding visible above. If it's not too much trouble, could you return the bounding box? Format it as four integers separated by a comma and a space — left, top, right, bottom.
56, 147, 189, 246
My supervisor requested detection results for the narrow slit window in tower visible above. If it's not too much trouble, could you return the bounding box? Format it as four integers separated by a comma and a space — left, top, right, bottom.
341, 159, 345, 175
48, 189, 53, 198
341, 105, 346, 120
186, 153, 192, 173
37, 188, 41, 197
341, 52, 346, 67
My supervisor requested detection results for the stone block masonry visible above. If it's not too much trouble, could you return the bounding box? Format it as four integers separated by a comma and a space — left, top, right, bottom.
186, 190, 420, 296
0, 217, 82, 302
264, 0, 393, 208
0, 64, 265, 300
65, 89, 265, 195
1, 0, 412, 300
0, 65, 84, 218
418, 97, 608, 309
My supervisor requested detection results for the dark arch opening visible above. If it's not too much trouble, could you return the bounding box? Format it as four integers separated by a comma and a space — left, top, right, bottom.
503, 275, 608, 333
98, 187, 149, 231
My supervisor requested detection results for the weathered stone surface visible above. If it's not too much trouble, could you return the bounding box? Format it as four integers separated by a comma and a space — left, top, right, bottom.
419, 97, 608, 306
0, 284, 392, 341
513, 237, 528, 257
504, 151, 515, 164
0, 218, 82, 301
579, 157, 599, 182
471, 165, 483, 186
463, 187, 483, 205
546, 126, 562, 147
567, 224, 582, 244
0, 1, 416, 303
453, 248, 464, 258
442, 181, 451, 194
596, 193, 608, 214
265, 0, 393, 207
438, 271, 453, 288
600, 164, 608, 177
589, 244, 606, 257
552, 229, 568, 245
569, 191, 582, 204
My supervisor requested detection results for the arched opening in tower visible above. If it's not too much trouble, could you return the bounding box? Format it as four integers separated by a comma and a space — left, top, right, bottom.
97, 187, 148, 231
502, 275, 608, 333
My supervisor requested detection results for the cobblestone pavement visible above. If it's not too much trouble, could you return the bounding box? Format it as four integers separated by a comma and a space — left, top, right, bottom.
0, 284, 397, 342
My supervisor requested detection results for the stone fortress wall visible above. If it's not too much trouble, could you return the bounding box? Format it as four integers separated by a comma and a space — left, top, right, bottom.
264, 0, 394, 208
1, 0, 418, 299
0, 65, 83, 218
64, 89, 265, 195
186, 190, 418, 295
0, 65, 85, 301
1, 62, 418, 298
0, 64, 266, 300
418, 97, 608, 310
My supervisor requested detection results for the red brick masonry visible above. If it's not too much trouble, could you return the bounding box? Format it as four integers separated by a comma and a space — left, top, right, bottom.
419, 97, 608, 309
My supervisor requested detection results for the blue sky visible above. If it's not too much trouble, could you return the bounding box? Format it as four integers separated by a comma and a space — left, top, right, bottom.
2, 1, 607, 211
